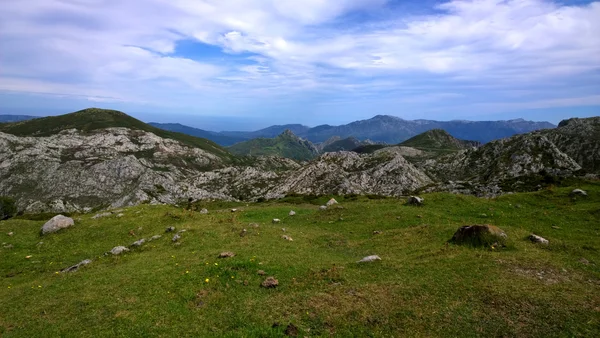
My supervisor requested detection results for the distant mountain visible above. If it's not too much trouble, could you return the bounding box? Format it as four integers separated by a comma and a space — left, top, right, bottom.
228, 130, 319, 161
399, 129, 481, 150
220, 124, 311, 139
149, 122, 246, 146
320, 136, 378, 153
0, 115, 39, 123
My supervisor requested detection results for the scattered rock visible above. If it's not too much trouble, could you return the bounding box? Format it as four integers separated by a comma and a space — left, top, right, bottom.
218, 251, 235, 258
373, 231, 383, 235
261, 276, 279, 288
282, 235, 293, 241
407, 196, 424, 206
319, 205, 327, 210
272, 218, 281, 223
284, 323, 299, 337
288, 210, 296, 216
200, 208, 208, 214
110, 246, 129, 255
326, 198, 338, 206
579, 258, 591, 265
249, 223, 260, 228
61, 259, 92, 273
41, 215, 75, 235
551, 226, 561, 230
165, 226, 175, 233
7, 232, 13, 236
3, 244, 13, 249
479, 213, 488, 218
570, 189, 588, 197
529, 234, 549, 245
92, 212, 112, 219
450, 224, 507, 246
357, 255, 381, 263
257, 270, 266, 276
131, 239, 145, 247
149, 235, 162, 241
177, 229, 187, 233
172, 234, 181, 242
231, 208, 238, 212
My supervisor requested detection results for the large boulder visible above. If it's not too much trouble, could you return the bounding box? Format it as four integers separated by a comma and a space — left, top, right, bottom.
450, 224, 507, 246
41, 215, 74, 235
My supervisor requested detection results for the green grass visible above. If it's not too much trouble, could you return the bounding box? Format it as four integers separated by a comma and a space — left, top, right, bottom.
1, 184, 599, 337
228, 132, 317, 161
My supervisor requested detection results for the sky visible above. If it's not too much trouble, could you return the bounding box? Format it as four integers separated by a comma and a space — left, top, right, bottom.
0, 0, 599, 131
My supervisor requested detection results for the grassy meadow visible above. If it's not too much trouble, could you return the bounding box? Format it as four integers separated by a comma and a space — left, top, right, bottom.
1, 183, 599, 337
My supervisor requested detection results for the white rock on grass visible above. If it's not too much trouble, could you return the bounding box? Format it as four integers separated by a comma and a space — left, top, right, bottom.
61, 259, 92, 273
289, 210, 296, 216
110, 246, 129, 255
149, 235, 162, 241
172, 234, 181, 242
131, 239, 146, 247
407, 196, 424, 206
529, 234, 549, 245
272, 219, 281, 223
282, 235, 293, 241
319, 205, 327, 210
357, 255, 381, 263
41, 215, 75, 235
326, 198, 338, 206
200, 208, 208, 214
570, 189, 587, 197
92, 212, 112, 219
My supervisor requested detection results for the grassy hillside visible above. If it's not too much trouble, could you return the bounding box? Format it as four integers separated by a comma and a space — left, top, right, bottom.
228, 130, 318, 161
400, 129, 480, 152
1, 184, 599, 337
0, 108, 233, 160
322, 137, 362, 153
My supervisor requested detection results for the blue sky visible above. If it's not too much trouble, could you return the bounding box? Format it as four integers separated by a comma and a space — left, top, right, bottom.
0, 0, 599, 131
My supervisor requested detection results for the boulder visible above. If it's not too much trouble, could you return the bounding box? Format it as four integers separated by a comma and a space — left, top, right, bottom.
289, 210, 296, 216
326, 198, 338, 206
529, 234, 549, 245
200, 208, 208, 214
218, 251, 235, 258
110, 246, 129, 255
357, 255, 381, 263
570, 189, 587, 197
450, 224, 507, 246
261, 276, 279, 288
41, 215, 74, 235
407, 196, 424, 206
61, 259, 92, 273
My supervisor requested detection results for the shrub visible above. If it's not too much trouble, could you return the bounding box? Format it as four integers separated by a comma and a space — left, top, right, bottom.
0, 196, 17, 220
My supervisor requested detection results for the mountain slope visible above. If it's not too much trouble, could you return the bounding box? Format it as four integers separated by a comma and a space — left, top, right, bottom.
399, 129, 481, 151
0, 108, 232, 160
0, 115, 39, 123
221, 124, 311, 139
228, 130, 319, 161
149, 122, 246, 146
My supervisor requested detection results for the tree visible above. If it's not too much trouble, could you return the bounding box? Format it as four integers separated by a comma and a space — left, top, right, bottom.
0, 196, 17, 220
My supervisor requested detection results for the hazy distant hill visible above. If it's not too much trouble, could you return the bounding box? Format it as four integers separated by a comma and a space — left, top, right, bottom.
399, 129, 481, 151
228, 130, 319, 161
0, 115, 38, 123
149, 122, 246, 146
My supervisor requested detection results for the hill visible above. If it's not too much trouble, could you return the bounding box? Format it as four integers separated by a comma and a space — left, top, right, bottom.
320, 136, 378, 153
0, 108, 232, 160
399, 129, 480, 151
148, 123, 246, 146
0, 185, 598, 336
228, 130, 319, 161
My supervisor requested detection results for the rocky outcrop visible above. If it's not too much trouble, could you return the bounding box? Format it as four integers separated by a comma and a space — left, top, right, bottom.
41, 215, 74, 235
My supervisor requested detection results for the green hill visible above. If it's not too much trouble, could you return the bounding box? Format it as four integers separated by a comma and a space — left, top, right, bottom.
228, 130, 319, 161
322, 137, 363, 152
399, 129, 480, 151
0, 184, 598, 336
0, 108, 233, 160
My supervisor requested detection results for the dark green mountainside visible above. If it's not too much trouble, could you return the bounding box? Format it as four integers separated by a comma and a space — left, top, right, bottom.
0, 108, 233, 160
400, 129, 481, 151
228, 130, 319, 161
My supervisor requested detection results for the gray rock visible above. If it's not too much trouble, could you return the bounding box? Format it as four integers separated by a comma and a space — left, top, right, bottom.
61, 259, 92, 273
282, 235, 293, 241
231, 208, 238, 212
450, 224, 507, 246
92, 212, 112, 219
529, 234, 549, 245
3, 244, 13, 249
272, 218, 281, 223
319, 205, 327, 210
41, 215, 75, 235
172, 234, 181, 242
240, 228, 247, 237
218, 251, 235, 258
7, 232, 13, 236
110, 246, 129, 255
326, 198, 338, 206
407, 196, 424, 206
131, 239, 146, 247
149, 235, 162, 241
288, 210, 296, 216
357, 255, 381, 263
200, 208, 208, 214
570, 189, 588, 197
249, 223, 260, 228
261, 276, 279, 288
116, 213, 124, 218
165, 226, 175, 233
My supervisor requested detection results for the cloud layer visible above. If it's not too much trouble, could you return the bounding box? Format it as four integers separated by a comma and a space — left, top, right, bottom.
0, 0, 599, 122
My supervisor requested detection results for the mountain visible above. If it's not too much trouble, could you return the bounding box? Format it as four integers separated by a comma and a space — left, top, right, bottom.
148, 122, 246, 146
320, 136, 379, 153
0, 108, 232, 160
228, 130, 319, 161
399, 129, 481, 151
220, 124, 311, 139
0, 115, 39, 123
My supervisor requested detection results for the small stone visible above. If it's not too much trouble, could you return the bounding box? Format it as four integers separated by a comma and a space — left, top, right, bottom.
240, 229, 247, 237
249, 223, 259, 228
272, 218, 281, 223
200, 208, 208, 214
396, 216, 401, 220
257, 270, 266, 276
529, 234, 549, 245
416, 215, 422, 218
326, 198, 338, 206
231, 209, 238, 212
551, 226, 561, 230
407, 196, 424, 206
319, 205, 327, 210
41, 215, 75, 235
570, 189, 588, 197
110, 246, 129, 255
479, 213, 488, 218
25, 255, 32, 259
373, 231, 383, 235
3, 244, 13, 249
7, 232, 13, 236
61, 259, 92, 273
172, 234, 181, 242
284, 323, 299, 337
149, 235, 162, 241
289, 210, 296, 216
165, 226, 175, 233
92, 212, 112, 219
282, 235, 293, 241
282, 228, 286, 232
357, 255, 381, 263
116, 213, 124, 218
177, 229, 187, 233
131, 239, 145, 247
261, 276, 279, 288
218, 251, 235, 258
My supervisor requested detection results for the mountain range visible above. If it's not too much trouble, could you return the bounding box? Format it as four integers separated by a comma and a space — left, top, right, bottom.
0, 108, 596, 214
